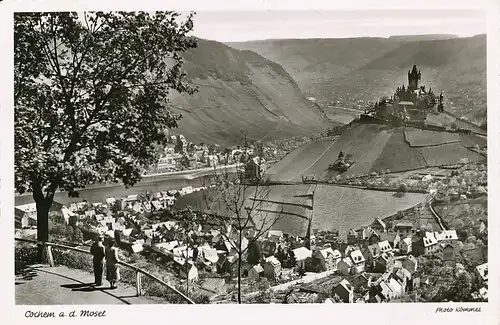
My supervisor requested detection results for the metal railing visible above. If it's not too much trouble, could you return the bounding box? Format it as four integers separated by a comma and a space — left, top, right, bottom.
14, 237, 195, 304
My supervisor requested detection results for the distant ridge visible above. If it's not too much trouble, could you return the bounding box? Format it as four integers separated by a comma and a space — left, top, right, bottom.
388, 34, 460, 41
229, 35, 486, 126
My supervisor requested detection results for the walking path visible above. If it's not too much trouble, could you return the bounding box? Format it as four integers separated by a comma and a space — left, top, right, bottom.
15, 264, 164, 305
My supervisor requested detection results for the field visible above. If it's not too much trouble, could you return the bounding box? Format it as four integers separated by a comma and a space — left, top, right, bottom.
404, 127, 461, 147
297, 123, 393, 179
266, 140, 334, 181
460, 134, 487, 148
371, 128, 428, 173
313, 185, 427, 239
420, 143, 485, 166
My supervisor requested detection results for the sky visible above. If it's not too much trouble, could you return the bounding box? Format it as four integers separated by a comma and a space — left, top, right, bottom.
189, 10, 486, 42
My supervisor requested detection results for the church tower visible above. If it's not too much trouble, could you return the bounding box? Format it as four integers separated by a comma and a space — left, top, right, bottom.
408, 65, 421, 91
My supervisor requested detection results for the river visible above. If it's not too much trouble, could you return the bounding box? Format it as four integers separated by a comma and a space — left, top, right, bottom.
15, 173, 220, 206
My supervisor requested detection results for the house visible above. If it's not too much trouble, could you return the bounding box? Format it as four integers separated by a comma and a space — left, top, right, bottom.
176, 259, 198, 281
377, 240, 393, 254
440, 243, 457, 262
200, 247, 219, 271
155, 240, 179, 252
375, 253, 395, 273
314, 248, 341, 272
394, 221, 415, 235
331, 279, 354, 303
292, 247, 312, 271
337, 257, 353, 275
401, 255, 418, 274
352, 273, 371, 289
350, 250, 366, 274
377, 280, 394, 301
347, 229, 358, 245
356, 227, 380, 246
434, 230, 458, 245
260, 241, 277, 257
216, 254, 237, 275
15, 203, 37, 229
394, 267, 413, 292
387, 278, 404, 298
379, 232, 401, 248
127, 194, 139, 202
412, 231, 438, 256
398, 237, 412, 255
476, 263, 488, 287
248, 264, 265, 280
363, 244, 382, 269
180, 186, 194, 196
263, 256, 282, 280
267, 230, 284, 243
370, 218, 387, 233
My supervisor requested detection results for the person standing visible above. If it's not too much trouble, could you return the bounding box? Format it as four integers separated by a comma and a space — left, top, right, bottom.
105, 239, 121, 289
90, 235, 105, 286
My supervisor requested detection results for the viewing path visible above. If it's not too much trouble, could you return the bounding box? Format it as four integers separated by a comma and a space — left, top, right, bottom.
15, 263, 163, 305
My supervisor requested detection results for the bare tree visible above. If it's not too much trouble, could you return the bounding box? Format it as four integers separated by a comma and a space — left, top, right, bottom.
198, 142, 284, 304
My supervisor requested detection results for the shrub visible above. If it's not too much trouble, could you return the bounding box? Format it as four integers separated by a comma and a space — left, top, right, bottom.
52, 248, 93, 272
15, 244, 39, 266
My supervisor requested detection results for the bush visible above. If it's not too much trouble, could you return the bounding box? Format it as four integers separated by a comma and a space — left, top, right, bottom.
52, 248, 93, 272
398, 183, 408, 193
15, 244, 39, 266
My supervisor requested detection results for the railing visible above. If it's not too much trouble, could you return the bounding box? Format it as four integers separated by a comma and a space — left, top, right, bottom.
14, 237, 195, 304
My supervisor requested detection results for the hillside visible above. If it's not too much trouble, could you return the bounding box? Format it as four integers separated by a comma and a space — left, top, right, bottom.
266, 121, 486, 182
229, 35, 486, 125
166, 39, 334, 146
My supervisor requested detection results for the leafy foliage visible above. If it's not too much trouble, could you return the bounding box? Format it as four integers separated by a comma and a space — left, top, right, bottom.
15, 11, 197, 197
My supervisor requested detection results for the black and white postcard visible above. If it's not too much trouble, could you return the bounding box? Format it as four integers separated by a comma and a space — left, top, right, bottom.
1, 0, 498, 324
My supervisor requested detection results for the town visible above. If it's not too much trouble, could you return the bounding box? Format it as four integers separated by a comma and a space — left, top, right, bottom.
13, 11, 488, 307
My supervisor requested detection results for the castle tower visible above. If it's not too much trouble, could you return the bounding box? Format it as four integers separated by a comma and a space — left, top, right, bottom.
408, 65, 421, 91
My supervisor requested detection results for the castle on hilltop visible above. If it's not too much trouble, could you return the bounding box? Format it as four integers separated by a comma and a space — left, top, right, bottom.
369, 65, 444, 122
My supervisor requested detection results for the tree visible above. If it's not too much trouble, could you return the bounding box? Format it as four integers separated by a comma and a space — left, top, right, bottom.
200, 145, 285, 304
72, 227, 84, 243
14, 12, 197, 260
173, 208, 199, 297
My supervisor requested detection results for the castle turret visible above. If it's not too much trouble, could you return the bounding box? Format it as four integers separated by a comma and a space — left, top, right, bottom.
408, 65, 422, 91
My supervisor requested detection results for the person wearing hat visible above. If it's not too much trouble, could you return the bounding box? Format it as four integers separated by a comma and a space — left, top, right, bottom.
90, 235, 105, 286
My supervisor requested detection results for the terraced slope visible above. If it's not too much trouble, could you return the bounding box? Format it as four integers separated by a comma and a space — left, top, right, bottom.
268, 121, 486, 182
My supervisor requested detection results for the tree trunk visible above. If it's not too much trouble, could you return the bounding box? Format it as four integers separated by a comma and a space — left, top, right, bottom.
33, 190, 54, 263
185, 240, 189, 297
238, 231, 242, 304
237, 254, 242, 304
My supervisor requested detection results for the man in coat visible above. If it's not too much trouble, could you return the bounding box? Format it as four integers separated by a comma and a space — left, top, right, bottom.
90, 235, 106, 286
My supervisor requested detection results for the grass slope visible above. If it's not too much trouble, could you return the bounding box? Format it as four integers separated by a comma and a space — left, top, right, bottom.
371, 127, 428, 173
267, 140, 335, 182
295, 123, 393, 180
404, 127, 461, 147
168, 39, 334, 146
420, 143, 485, 166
